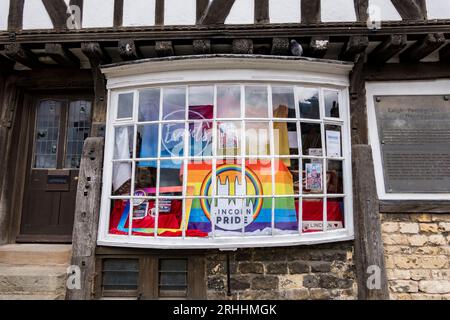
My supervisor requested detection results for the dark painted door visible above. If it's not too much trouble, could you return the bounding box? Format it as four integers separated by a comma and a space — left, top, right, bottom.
18, 96, 92, 243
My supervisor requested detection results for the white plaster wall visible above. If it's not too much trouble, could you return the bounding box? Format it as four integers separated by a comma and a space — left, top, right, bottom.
369, 0, 402, 21
0, 0, 9, 30
321, 0, 357, 22
426, 0, 450, 20
22, 0, 53, 30
225, 0, 254, 24
123, 0, 155, 26
269, 0, 301, 23
165, 0, 196, 25
83, 0, 114, 28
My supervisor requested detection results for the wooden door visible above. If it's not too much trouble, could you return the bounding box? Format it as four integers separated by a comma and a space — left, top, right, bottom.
18, 96, 92, 243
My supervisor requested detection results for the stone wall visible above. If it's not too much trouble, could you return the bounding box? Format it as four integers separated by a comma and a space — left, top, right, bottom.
205, 241, 356, 300
381, 213, 450, 300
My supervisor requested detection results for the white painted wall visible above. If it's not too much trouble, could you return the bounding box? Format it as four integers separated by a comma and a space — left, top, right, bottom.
426, 0, 450, 20
164, 0, 196, 25
322, 0, 357, 22
123, 0, 155, 26
269, 0, 301, 23
83, 0, 114, 28
0, 0, 9, 30
368, 0, 402, 21
225, 0, 254, 24
22, 0, 53, 30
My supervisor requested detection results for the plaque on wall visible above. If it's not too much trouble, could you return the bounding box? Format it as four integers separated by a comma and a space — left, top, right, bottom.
374, 95, 450, 193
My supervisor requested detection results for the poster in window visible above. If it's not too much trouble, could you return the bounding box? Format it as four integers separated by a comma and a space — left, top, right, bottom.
326, 130, 341, 158
305, 163, 323, 192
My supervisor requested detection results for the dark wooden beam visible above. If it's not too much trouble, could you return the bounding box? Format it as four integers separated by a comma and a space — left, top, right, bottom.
8, 0, 25, 31
232, 39, 253, 54
42, 0, 69, 30
193, 39, 211, 54
199, 0, 236, 25
155, 0, 165, 25
5, 43, 41, 69
354, 0, 369, 22
380, 200, 450, 213
13, 69, 93, 89
339, 36, 369, 62
81, 42, 110, 64
155, 41, 174, 57
255, 0, 269, 24
66, 137, 104, 300
352, 144, 389, 300
0, 55, 14, 72
368, 34, 407, 65
301, 0, 321, 24
365, 62, 450, 81
390, 0, 427, 20
45, 43, 80, 67
118, 39, 141, 61
271, 38, 290, 56
305, 36, 329, 59
349, 53, 368, 145
439, 43, 450, 62
400, 33, 446, 63
196, 0, 210, 24
113, 0, 124, 27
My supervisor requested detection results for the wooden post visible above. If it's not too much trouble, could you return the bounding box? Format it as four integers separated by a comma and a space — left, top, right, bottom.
352, 145, 389, 300
349, 53, 368, 145
66, 137, 104, 300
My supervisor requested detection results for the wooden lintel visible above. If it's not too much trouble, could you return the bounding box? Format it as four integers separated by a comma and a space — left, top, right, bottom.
364, 62, 450, 81
81, 42, 110, 64
255, 0, 269, 24
5, 43, 41, 69
301, 0, 321, 24
339, 36, 369, 62
118, 39, 141, 61
271, 38, 290, 56
199, 0, 236, 25
45, 43, 80, 67
400, 33, 446, 63
232, 39, 253, 54
306, 36, 329, 59
155, 41, 174, 57
391, 0, 427, 20
439, 43, 450, 62
193, 39, 211, 54
368, 34, 407, 65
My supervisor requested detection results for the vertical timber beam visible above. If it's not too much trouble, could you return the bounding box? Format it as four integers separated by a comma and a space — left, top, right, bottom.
301, 0, 321, 24
349, 53, 368, 145
8, 0, 25, 31
354, 0, 369, 22
352, 145, 389, 300
66, 137, 104, 300
81, 42, 109, 137
390, 0, 427, 20
198, 0, 236, 25
254, 0, 269, 24
113, 0, 124, 27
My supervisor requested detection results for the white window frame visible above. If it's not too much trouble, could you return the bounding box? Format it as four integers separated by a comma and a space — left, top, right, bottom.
367, 80, 450, 201
98, 57, 354, 249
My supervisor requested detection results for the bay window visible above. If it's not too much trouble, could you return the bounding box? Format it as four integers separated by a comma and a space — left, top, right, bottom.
99, 57, 354, 249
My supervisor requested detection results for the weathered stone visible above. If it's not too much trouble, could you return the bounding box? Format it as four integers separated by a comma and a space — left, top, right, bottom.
208, 276, 225, 291
382, 222, 399, 233
389, 269, 411, 280
428, 235, 446, 246
419, 280, 450, 294
309, 261, 332, 273
232, 39, 253, 54
266, 262, 288, 274
438, 222, 450, 232
309, 288, 331, 300
253, 248, 287, 261
318, 275, 353, 289
251, 276, 278, 290
235, 249, 253, 261
207, 260, 225, 275
230, 276, 251, 291
389, 280, 419, 293
399, 223, 419, 234
431, 269, 450, 280
284, 289, 309, 300
383, 234, 409, 245
394, 255, 448, 269
410, 269, 431, 281
239, 262, 263, 274
432, 214, 450, 222
419, 223, 439, 233
409, 235, 428, 247
414, 247, 440, 255
303, 275, 320, 288
412, 214, 433, 223
279, 275, 304, 290
288, 261, 310, 274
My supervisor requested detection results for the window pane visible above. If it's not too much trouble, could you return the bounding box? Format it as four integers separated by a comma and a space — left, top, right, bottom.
114, 126, 134, 160
65, 100, 92, 168
185, 160, 213, 197
189, 86, 213, 120
324, 90, 340, 118
301, 123, 322, 156
303, 159, 323, 194
159, 160, 183, 196
217, 85, 240, 118
112, 162, 132, 195
325, 125, 342, 158
117, 93, 133, 119
217, 121, 241, 157
138, 88, 160, 122
163, 87, 186, 121
274, 121, 299, 156
153, 198, 183, 237
298, 88, 320, 119
137, 124, 159, 159
187, 197, 212, 236
274, 159, 297, 196
188, 121, 212, 157
274, 197, 298, 234
302, 198, 324, 232
34, 100, 61, 169
160, 122, 185, 159
327, 198, 345, 230
327, 160, 344, 194
102, 259, 139, 292
135, 162, 157, 192
245, 122, 270, 156
109, 199, 131, 235
159, 259, 187, 297
245, 86, 268, 118
272, 86, 296, 119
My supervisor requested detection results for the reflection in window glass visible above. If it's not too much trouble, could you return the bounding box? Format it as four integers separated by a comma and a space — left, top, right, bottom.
189, 86, 213, 120
245, 86, 268, 118
327, 160, 344, 194
163, 87, 186, 120
301, 123, 322, 156
324, 90, 340, 118
139, 88, 160, 122
160, 122, 185, 160
188, 121, 212, 157
65, 100, 92, 168
217, 121, 241, 157
159, 259, 188, 297
272, 86, 296, 119
137, 124, 159, 159
34, 100, 61, 169
298, 88, 320, 119
102, 259, 139, 292
117, 93, 134, 119
245, 122, 270, 156
217, 85, 240, 118
114, 126, 134, 160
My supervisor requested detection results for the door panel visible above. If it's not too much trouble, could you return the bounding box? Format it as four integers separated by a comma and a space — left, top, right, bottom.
19, 96, 92, 242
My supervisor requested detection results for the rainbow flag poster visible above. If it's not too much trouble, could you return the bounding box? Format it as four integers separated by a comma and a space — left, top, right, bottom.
186, 160, 298, 234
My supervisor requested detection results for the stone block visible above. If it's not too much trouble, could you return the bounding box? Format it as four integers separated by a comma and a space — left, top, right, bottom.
419, 223, 439, 233
399, 223, 419, 234
251, 276, 278, 290
239, 262, 264, 274
389, 280, 419, 293
266, 262, 288, 275
419, 280, 450, 294
382, 222, 399, 233
279, 275, 304, 290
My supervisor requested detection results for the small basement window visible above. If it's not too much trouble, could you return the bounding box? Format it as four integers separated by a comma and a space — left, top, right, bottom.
158, 259, 188, 298
101, 259, 139, 298
98, 56, 355, 249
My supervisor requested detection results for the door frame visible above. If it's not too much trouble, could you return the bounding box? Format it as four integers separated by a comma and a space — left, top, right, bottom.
14, 91, 93, 244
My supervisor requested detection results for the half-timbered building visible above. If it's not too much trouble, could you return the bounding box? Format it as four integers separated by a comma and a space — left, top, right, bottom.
0, 0, 449, 300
